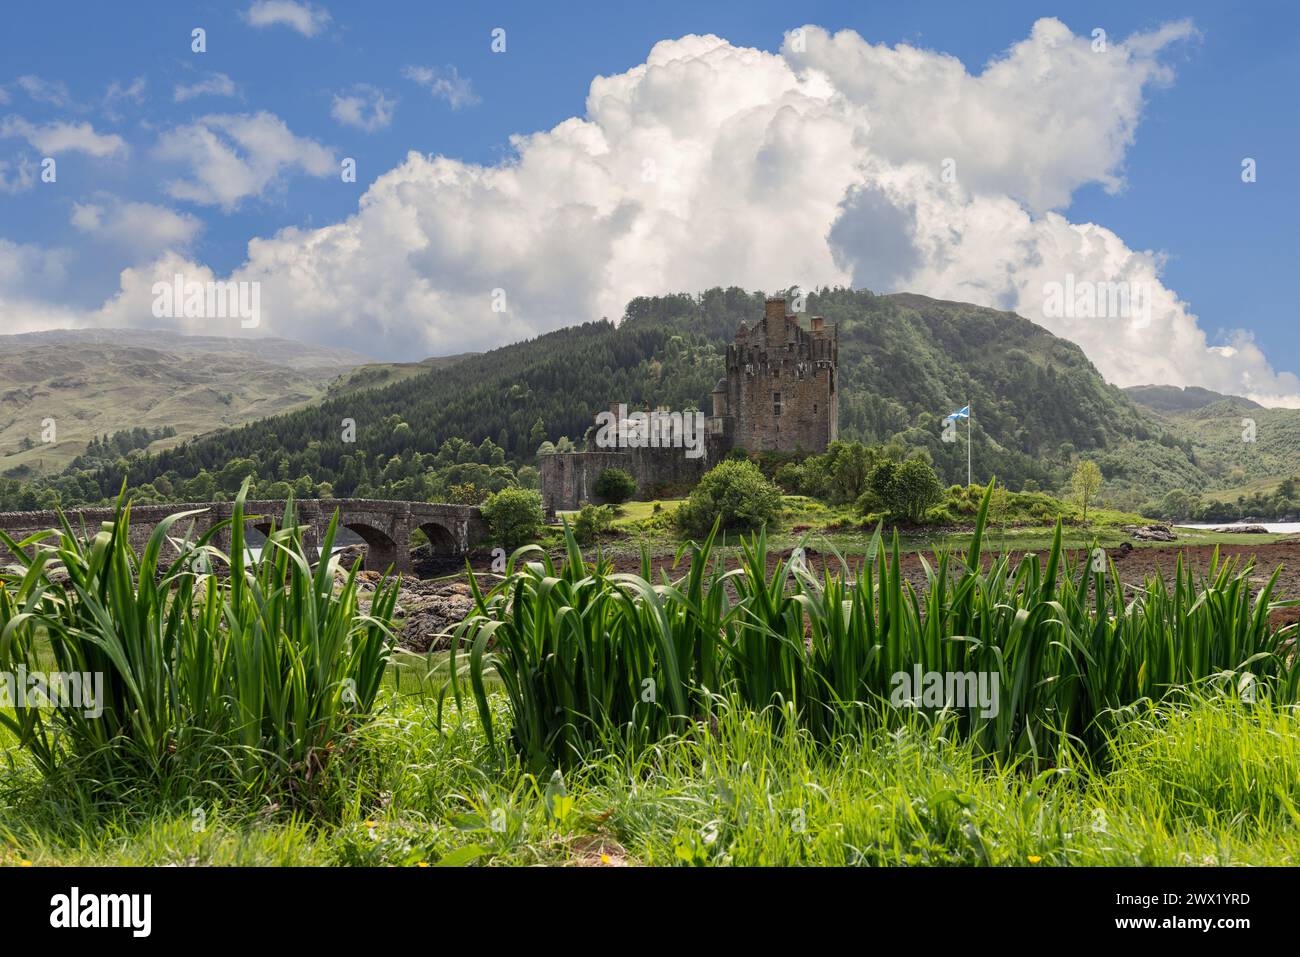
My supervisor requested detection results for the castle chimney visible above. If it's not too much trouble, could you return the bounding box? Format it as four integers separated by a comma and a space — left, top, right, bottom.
811, 316, 825, 333
764, 297, 786, 345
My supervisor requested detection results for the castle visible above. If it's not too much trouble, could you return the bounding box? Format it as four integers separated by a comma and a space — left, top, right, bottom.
539, 297, 838, 517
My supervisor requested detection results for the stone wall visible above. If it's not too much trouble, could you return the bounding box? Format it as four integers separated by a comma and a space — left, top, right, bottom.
723, 300, 838, 453
0, 499, 487, 576
538, 298, 839, 516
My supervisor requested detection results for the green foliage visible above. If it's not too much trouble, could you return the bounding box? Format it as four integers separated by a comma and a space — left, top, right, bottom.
1069, 460, 1104, 522
0, 480, 399, 795
860, 457, 944, 521
450, 483, 1299, 770
593, 467, 636, 504
481, 487, 544, 550
12, 286, 1223, 512
675, 459, 783, 536
571, 502, 616, 545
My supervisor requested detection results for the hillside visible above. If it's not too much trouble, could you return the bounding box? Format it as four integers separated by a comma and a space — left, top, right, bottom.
1126, 390, 1300, 505
21, 286, 1231, 509
0, 329, 369, 477
1125, 384, 1264, 414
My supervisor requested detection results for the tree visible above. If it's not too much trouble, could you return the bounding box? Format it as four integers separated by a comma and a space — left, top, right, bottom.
892, 459, 944, 521
1070, 460, 1103, 523
481, 487, 544, 550
594, 467, 636, 504
676, 460, 783, 536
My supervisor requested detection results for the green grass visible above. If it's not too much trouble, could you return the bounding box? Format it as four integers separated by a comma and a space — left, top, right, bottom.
4, 690, 1299, 866
451, 484, 1298, 770
4, 481, 1298, 867
0, 480, 399, 800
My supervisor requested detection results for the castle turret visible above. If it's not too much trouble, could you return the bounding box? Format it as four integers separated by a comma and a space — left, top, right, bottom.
764, 297, 787, 346
711, 378, 728, 417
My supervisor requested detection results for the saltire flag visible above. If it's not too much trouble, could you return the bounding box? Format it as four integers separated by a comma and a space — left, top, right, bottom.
948, 405, 970, 419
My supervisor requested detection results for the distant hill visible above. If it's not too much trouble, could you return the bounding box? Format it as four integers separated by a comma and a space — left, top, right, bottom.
324, 353, 478, 399
47, 287, 1227, 509
1126, 390, 1300, 503
0, 329, 370, 476
1125, 384, 1264, 413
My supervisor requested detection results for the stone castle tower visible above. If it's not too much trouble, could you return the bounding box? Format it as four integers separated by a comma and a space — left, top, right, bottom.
709, 297, 838, 453
538, 297, 838, 515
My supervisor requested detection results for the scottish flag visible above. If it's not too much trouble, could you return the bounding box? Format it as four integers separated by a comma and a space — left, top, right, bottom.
948, 405, 970, 419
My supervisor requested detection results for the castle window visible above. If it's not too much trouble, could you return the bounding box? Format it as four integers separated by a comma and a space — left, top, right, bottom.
773, 392, 782, 416
772, 367, 779, 378
813, 404, 817, 414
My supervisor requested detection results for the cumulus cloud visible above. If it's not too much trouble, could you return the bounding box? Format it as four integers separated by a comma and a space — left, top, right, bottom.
153, 111, 335, 209
29, 20, 1300, 406
0, 116, 127, 156
0, 239, 84, 334
71, 195, 202, 261
242, 1, 331, 37
174, 72, 237, 103
402, 65, 479, 110
331, 84, 396, 131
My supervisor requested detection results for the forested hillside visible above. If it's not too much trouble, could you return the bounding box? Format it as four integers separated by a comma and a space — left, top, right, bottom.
3, 287, 1225, 509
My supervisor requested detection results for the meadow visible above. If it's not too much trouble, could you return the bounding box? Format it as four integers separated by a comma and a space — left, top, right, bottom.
1, 483, 1297, 867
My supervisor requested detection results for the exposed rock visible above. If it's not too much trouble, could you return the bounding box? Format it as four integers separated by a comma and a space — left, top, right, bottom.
1209, 524, 1270, 534
1128, 524, 1177, 542
391, 581, 476, 653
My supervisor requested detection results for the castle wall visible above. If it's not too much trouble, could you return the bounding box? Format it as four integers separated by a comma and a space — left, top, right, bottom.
538, 298, 837, 516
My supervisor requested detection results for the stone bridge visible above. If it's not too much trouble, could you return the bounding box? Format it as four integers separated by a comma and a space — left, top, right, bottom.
0, 499, 488, 576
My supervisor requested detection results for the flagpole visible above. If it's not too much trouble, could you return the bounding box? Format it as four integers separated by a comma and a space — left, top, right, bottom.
967, 401, 972, 487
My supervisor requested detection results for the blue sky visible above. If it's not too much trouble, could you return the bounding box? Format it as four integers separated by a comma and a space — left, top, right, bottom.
0, 1, 1296, 402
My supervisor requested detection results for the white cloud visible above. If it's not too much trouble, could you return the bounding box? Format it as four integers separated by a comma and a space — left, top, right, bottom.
0, 156, 36, 194
15, 74, 74, 108
242, 1, 331, 37
174, 72, 237, 103
0, 116, 127, 157
71, 195, 202, 261
402, 65, 479, 110
0, 87, 10, 105
0, 239, 85, 334
21, 21, 1300, 407
331, 84, 396, 132
103, 76, 146, 108
152, 111, 335, 209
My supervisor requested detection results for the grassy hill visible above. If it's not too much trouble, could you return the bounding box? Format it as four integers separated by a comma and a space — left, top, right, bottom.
27, 286, 1228, 509
0, 330, 369, 477
1126, 387, 1300, 505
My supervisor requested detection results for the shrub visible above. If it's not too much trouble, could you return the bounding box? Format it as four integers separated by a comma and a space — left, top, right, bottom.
450, 483, 1300, 770
594, 467, 636, 504
675, 459, 783, 536
862, 458, 944, 522
774, 461, 804, 494
571, 502, 615, 544
0, 481, 399, 795
481, 486, 544, 550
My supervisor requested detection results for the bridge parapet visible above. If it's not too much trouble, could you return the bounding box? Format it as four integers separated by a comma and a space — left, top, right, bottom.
0, 499, 486, 576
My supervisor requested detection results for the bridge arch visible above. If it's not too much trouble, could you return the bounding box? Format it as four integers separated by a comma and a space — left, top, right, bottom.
338, 520, 404, 573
